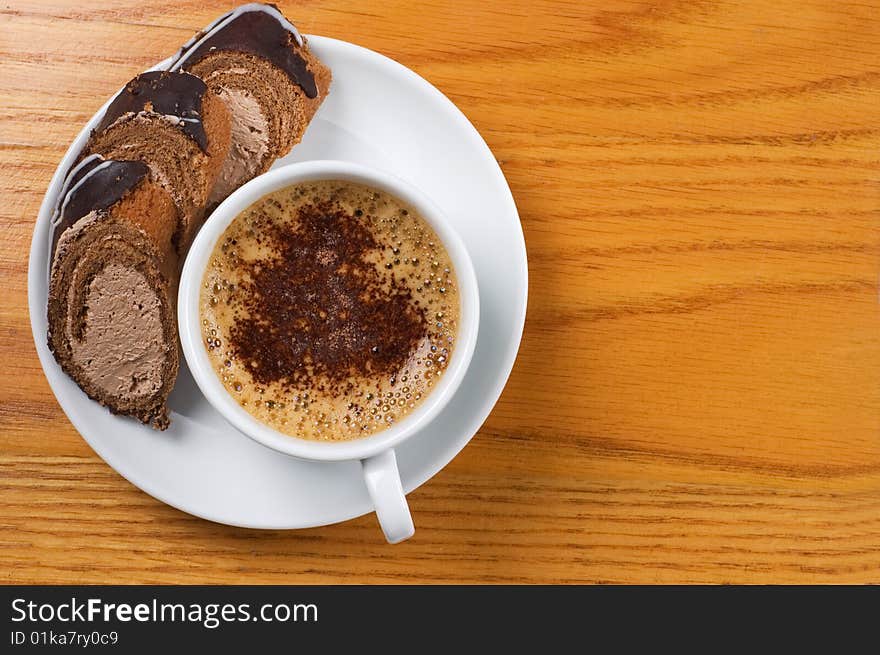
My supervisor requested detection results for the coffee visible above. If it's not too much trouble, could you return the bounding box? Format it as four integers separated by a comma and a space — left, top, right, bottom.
199, 180, 460, 441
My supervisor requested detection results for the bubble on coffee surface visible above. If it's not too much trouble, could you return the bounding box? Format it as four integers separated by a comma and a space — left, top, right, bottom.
199, 180, 460, 441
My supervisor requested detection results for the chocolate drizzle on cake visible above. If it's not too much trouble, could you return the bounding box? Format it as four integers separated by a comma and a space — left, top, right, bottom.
170, 4, 317, 98
50, 155, 149, 258
227, 202, 428, 393
96, 71, 210, 152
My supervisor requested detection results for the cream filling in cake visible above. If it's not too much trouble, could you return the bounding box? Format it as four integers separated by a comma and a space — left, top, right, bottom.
68, 262, 166, 398
207, 87, 270, 205
54, 213, 167, 400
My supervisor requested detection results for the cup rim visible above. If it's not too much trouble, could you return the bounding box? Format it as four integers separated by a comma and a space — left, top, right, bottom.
178, 160, 480, 462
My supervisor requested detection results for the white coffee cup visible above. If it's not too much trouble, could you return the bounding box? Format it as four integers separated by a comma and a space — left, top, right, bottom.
178, 160, 480, 543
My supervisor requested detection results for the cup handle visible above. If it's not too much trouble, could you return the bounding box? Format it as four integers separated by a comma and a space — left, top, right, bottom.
361, 449, 414, 544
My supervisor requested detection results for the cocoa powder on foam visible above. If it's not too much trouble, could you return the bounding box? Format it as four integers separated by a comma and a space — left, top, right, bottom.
200, 180, 460, 441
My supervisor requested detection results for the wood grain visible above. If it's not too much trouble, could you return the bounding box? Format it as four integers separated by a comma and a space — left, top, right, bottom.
1, 0, 879, 584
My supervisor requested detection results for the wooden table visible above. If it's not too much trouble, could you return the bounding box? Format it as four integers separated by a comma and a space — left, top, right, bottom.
1, 0, 878, 584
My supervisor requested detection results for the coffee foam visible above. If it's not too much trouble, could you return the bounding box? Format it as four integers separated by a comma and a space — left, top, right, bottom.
200, 180, 460, 441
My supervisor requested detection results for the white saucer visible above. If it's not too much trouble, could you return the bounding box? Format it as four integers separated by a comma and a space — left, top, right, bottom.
27, 36, 527, 530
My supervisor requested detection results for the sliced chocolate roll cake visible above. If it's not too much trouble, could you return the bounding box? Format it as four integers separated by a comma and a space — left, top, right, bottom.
48, 155, 180, 429
170, 3, 331, 206
82, 70, 231, 249
44, 4, 333, 431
